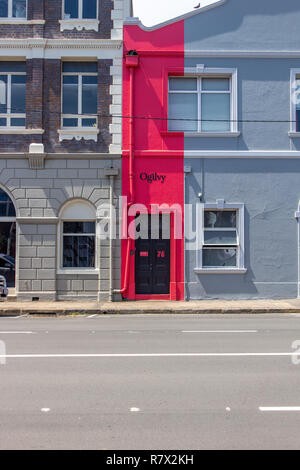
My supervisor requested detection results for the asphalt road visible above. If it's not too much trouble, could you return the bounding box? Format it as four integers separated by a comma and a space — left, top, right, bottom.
0, 313, 300, 450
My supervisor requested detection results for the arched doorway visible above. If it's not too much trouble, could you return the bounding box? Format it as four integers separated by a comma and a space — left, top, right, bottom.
0, 188, 16, 287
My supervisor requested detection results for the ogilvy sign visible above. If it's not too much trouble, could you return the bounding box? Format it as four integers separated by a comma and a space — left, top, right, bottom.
139, 172, 166, 184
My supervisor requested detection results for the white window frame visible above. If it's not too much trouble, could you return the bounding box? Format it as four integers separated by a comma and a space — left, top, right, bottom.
61, 66, 98, 132
0, 0, 27, 19
0, 70, 26, 129
168, 67, 239, 137
194, 201, 246, 274
60, 0, 99, 31
62, 0, 98, 20
57, 200, 99, 275
289, 69, 300, 137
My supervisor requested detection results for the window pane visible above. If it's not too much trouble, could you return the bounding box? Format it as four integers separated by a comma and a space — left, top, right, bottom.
78, 236, 95, 267
83, 0, 97, 19
0, 0, 8, 17
82, 76, 97, 115
204, 211, 236, 228
203, 248, 237, 267
202, 93, 230, 132
63, 76, 78, 114
11, 75, 26, 113
202, 78, 230, 91
168, 93, 198, 132
63, 62, 97, 73
0, 75, 7, 113
0, 62, 26, 73
63, 118, 78, 127
63, 236, 95, 268
64, 0, 78, 19
169, 78, 197, 91
63, 221, 95, 234
0, 189, 16, 216
82, 118, 96, 127
204, 230, 237, 246
0, 118, 6, 126
12, 0, 26, 18
11, 117, 25, 126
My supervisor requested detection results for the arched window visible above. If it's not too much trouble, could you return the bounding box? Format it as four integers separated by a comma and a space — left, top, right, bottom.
0, 188, 16, 217
60, 200, 96, 269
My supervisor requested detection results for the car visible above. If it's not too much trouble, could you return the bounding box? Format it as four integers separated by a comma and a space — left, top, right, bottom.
0, 254, 15, 287
0, 275, 8, 298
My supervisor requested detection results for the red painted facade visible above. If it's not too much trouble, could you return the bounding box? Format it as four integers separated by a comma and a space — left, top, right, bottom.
121, 21, 185, 300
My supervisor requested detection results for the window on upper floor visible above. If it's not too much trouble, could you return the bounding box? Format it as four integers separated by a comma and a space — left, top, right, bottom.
62, 62, 98, 129
63, 0, 97, 20
0, 62, 26, 129
0, 0, 26, 18
168, 76, 233, 133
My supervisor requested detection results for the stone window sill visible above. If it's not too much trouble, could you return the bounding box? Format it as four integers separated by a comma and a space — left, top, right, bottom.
59, 19, 99, 32
0, 128, 44, 134
57, 269, 99, 275
289, 132, 300, 138
0, 19, 45, 24
194, 268, 247, 274
58, 128, 99, 142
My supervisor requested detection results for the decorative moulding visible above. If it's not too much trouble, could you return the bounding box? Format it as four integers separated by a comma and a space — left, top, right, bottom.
58, 128, 99, 142
59, 20, 99, 32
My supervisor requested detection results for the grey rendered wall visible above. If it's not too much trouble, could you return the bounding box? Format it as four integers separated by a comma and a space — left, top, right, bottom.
0, 158, 121, 301
184, 0, 300, 51
185, 158, 300, 300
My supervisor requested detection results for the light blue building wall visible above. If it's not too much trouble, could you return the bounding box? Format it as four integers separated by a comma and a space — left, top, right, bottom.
183, 0, 300, 299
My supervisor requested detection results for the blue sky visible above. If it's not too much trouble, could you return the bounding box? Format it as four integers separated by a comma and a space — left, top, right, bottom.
132, 0, 215, 27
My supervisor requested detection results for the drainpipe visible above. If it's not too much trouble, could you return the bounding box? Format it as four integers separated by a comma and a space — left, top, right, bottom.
114, 50, 139, 297
102, 168, 119, 303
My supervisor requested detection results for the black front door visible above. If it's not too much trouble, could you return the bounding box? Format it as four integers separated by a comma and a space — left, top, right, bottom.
135, 214, 170, 295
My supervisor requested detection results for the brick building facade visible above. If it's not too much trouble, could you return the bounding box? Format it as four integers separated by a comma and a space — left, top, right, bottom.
0, 0, 131, 301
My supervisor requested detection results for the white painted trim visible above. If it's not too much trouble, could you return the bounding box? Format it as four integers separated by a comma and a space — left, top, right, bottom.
0, 39, 122, 60
183, 67, 238, 134
124, 0, 226, 31
289, 132, 300, 138
195, 202, 245, 273
0, 129, 44, 134
290, 68, 300, 134
194, 268, 247, 274
185, 132, 240, 138
59, 20, 99, 32
184, 151, 300, 158
58, 128, 99, 142
57, 269, 99, 275
0, 19, 44, 25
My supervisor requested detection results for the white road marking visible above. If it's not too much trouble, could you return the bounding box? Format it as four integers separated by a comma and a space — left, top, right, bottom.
87, 314, 99, 319
226, 407, 231, 412
130, 407, 140, 412
41, 408, 50, 413
259, 407, 300, 412
182, 330, 258, 333
0, 352, 295, 359
14, 315, 28, 319
0, 331, 36, 335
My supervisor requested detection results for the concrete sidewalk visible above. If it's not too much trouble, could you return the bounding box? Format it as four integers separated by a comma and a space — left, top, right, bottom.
1, 298, 300, 315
